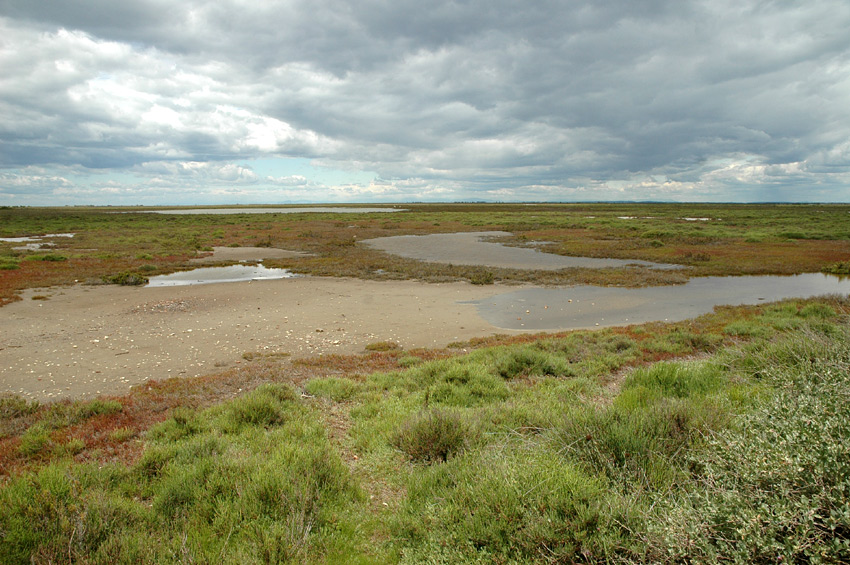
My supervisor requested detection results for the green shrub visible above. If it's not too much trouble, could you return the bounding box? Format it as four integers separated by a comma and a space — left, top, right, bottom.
24, 253, 67, 262
488, 345, 573, 380
656, 329, 850, 563
395, 447, 624, 562
469, 270, 495, 285
823, 261, 850, 275
41, 398, 123, 429
102, 272, 149, 286
556, 361, 728, 490
0, 394, 39, 420
799, 302, 836, 319
219, 384, 298, 431
392, 408, 472, 463
305, 377, 360, 402
18, 423, 52, 456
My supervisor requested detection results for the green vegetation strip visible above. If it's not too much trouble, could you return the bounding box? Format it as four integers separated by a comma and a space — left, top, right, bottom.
2, 297, 850, 562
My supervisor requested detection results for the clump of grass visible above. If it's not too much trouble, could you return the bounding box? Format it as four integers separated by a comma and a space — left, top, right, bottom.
0, 394, 40, 420
391, 408, 473, 463
395, 446, 623, 562
556, 361, 729, 490
469, 270, 495, 285
49, 398, 124, 427
823, 260, 850, 275
488, 344, 573, 379
24, 253, 67, 262
0, 257, 19, 270
219, 383, 297, 430
397, 355, 421, 367
41, 398, 123, 429
108, 427, 137, 443
17, 424, 53, 456
54, 437, 85, 457
305, 377, 361, 402
102, 272, 148, 286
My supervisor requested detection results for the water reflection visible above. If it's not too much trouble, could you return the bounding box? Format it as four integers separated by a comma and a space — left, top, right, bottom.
469, 273, 850, 330
146, 265, 297, 287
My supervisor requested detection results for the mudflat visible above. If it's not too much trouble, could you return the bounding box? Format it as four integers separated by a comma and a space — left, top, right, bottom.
1, 277, 510, 401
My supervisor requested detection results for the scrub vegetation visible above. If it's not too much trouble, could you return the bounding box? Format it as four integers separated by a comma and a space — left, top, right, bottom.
2, 295, 850, 563
2, 203, 850, 305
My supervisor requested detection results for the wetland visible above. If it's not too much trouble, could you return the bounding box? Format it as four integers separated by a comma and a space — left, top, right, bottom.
2, 203, 850, 563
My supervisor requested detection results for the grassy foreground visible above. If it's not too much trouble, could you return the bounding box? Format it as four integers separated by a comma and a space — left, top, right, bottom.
2, 203, 850, 305
2, 295, 849, 563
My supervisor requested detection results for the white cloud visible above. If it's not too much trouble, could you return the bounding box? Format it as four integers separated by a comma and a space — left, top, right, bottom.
2, 1, 850, 203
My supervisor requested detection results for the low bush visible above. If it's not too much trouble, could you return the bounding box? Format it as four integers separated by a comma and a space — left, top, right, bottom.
0, 394, 39, 420
23, 253, 67, 262
305, 377, 361, 402
823, 260, 850, 275
101, 272, 148, 286
17, 424, 53, 456
654, 328, 850, 563
395, 446, 626, 562
391, 408, 473, 463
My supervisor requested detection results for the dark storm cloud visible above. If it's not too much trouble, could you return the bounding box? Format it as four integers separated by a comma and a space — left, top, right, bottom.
1, 0, 849, 203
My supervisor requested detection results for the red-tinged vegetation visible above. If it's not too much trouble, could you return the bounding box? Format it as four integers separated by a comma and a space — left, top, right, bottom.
4, 203, 850, 304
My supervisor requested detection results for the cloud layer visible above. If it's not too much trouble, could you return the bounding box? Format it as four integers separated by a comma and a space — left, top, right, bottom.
2, 0, 849, 204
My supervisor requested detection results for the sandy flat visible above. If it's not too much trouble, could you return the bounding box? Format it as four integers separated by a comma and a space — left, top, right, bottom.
1, 277, 514, 401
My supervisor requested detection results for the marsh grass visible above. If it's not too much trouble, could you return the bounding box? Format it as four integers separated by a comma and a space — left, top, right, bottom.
2, 297, 850, 562
2, 203, 849, 304
365, 341, 402, 352
0, 384, 364, 564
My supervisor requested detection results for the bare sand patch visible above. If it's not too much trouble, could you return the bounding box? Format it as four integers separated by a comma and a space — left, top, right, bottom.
190, 246, 311, 264
1, 277, 512, 401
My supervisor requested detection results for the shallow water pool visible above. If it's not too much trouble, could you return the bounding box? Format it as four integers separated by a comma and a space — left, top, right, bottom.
360, 231, 682, 271
468, 273, 850, 330
146, 265, 298, 287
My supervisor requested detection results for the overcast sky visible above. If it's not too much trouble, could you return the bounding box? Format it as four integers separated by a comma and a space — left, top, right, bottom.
2, 0, 849, 205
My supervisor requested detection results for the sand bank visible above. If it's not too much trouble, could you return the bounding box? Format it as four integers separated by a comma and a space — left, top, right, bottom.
1, 277, 510, 401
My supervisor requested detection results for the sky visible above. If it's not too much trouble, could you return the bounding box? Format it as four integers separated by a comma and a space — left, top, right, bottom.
1, 0, 849, 205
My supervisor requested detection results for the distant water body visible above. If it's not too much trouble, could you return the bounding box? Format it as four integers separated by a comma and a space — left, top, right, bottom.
468, 273, 850, 330
360, 231, 682, 270
140, 207, 404, 215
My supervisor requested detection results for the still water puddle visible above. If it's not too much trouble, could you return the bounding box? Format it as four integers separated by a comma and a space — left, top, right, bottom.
469, 273, 850, 330
146, 265, 298, 287
1, 233, 76, 250
360, 231, 682, 270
